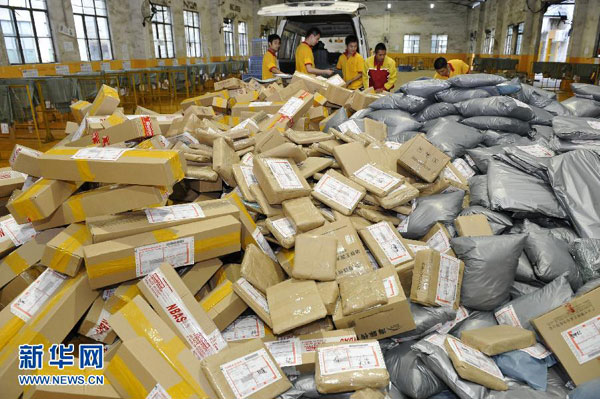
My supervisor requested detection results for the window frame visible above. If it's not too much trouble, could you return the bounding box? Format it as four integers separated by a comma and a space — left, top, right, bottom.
431, 34, 448, 54
403, 34, 420, 54
0, 0, 55, 64
504, 24, 514, 55
223, 19, 234, 57
183, 9, 201, 58
71, 0, 113, 61
151, 4, 174, 59
515, 22, 524, 55
237, 20, 247, 57
483, 29, 495, 55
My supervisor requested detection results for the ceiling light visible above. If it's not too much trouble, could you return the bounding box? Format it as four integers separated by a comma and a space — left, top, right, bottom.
387, 3, 391, 9
430, 3, 435, 8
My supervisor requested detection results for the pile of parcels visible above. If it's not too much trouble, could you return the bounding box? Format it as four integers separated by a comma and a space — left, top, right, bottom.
0, 71, 599, 399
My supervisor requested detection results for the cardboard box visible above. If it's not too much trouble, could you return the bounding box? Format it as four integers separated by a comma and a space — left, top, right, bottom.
240, 244, 285, 294
9, 145, 42, 177
209, 263, 241, 289
410, 249, 464, 310
266, 80, 305, 102
87, 199, 238, 243
455, 215, 493, 237
233, 277, 272, 328
397, 134, 450, 183
308, 106, 329, 122
70, 100, 92, 122
333, 267, 415, 340
138, 263, 227, 360
88, 85, 120, 116
32, 184, 169, 230
231, 101, 283, 117
181, 90, 229, 110
281, 196, 325, 232
41, 223, 92, 276
312, 169, 366, 216
317, 280, 339, 315
339, 271, 388, 316
265, 216, 296, 249
184, 105, 216, 120
267, 279, 327, 335
199, 280, 247, 330
84, 215, 241, 289
214, 78, 242, 91
0, 168, 24, 199
297, 157, 334, 179
260, 143, 307, 164
200, 338, 291, 399
421, 223, 456, 257
351, 90, 381, 111
290, 72, 328, 94
293, 235, 337, 281
253, 157, 311, 204
531, 287, 600, 386
38, 148, 186, 187
104, 281, 141, 314
7, 179, 82, 224
108, 296, 216, 398
326, 84, 353, 106
461, 325, 536, 356
376, 182, 420, 210
181, 258, 223, 295
232, 163, 257, 202
67, 116, 159, 147
77, 296, 116, 344
0, 265, 43, 308
358, 221, 415, 269
24, 366, 119, 399
263, 90, 314, 131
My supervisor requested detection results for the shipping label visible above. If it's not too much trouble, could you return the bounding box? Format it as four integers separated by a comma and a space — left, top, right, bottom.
240, 165, 258, 186
222, 315, 265, 342
561, 315, 600, 364
424, 333, 448, 351
385, 141, 403, 150
314, 175, 362, 211
442, 166, 463, 184
435, 254, 461, 307
71, 118, 87, 141
252, 228, 277, 261
519, 343, 552, 359
134, 236, 195, 276
353, 164, 400, 192
11, 269, 67, 322
0, 216, 37, 246
271, 217, 296, 239
452, 158, 476, 179
516, 144, 555, 158
72, 147, 129, 161
318, 342, 386, 376
85, 307, 112, 342
366, 222, 412, 265
408, 243, 430, 254
265, 338, 302, 367
426, 229, 451, 254
248, 102, 272, 107
338, 120, 362, 134
279, 97, 304, 118
495, 305, 522, 327
300, 335, 356, 354
241, 152, 254, 166
447, 337, 504, 380
172, 132, 200, 146
327, 74, 346, 86
236, 278, 270, 314
265, 159, 303, 190
146, 383, 171, 399
145, 203, 205, 223
220, 348, 282, 399
382, 276, 400, 298
438, 306, 470, 334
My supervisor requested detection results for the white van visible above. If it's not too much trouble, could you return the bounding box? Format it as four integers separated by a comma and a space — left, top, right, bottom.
257, 1, 369, 74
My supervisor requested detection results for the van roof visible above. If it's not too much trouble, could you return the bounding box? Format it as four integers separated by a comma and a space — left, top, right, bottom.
257, 1, 366, 17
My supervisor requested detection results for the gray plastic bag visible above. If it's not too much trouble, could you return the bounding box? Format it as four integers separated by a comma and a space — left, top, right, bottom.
487, 161, 568, 219
412, 337, 488, 399
552, 115, 600, 140
494, 274, 574, 331
576, 278, 600, 297
468, 175, 490, 208
510, 280, 542, 299
513, 83, 556, 108
571, 83, 600, 99
422, 115, 464, 132
561, 96, 600, 118
324, 107, 348, 133
484, 369, 569, 399
448, 73, 507, 88
405, 191, 465, 239
570, 239, 600, 283
548, 150, 600, 238
531, 124, 554, 141
466, 146, 508, 173
459, 206, 514, 235
416, 102, 458, 122
483, 130, 533, 147
529, 106, 554, 126
385, 341, 447, 399
515, 253, 539, 284
369, 92, 430, 113
366, 109, 423, 134
455, 96, 535, 121
435, 88, 491, 104
426, 120, 484, 158
393, 303, 457, 342
400, 79, 452, 99
452, 235, 526, 311
568, 378, 600, 399
450, 310, 498, 338
550, 136, 600, 153
543, 100, 573, 116
387, 130, 420, 143
461, 116, 531, 135
494, 350, 551, 391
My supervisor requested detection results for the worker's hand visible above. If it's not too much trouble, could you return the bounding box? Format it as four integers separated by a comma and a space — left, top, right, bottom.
324, 69, 334, 77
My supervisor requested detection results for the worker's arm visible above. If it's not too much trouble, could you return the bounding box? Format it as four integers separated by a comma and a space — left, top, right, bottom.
306, 64, 334, 77
269, 66, 284, 75
384, 59, 397, 91
362, 61, 370, 89
346, 72, 362, 86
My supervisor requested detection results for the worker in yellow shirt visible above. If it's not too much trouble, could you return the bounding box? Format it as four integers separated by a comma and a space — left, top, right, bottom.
363, 43, 397, 92
295, 27, 334, 77
336, 35, 364, 90
433, 57, 470, 80
262, 34, 284, 80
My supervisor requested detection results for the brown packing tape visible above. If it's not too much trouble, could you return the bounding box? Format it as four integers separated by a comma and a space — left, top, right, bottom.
200, 280, 233, 312
49, 224, 91, 273
4, 251, 29, 275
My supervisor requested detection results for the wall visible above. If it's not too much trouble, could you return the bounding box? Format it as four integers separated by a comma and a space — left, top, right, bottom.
568, 0, 600, 60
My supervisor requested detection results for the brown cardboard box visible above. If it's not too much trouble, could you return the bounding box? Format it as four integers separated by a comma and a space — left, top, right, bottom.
461, 325, 536, 356
250, 185, 283, 217
253, 157, 311, 204
104, 281, 141, 314
298, 157, 334, 179
211, 96, 229, 114
200, 280, 247, 330
290, 72, 328, 94
87, 85, 120, 116
240, 244, 285, 294
312, 169, 366, 216
108, 295, 216, 398
231, 101, 283, 117
67, 116, 160, 147
364, 119, 387, 142
376, 182, 420, 210
260, 143, 307, 164
214, 78, 242, 91
233, 277, 273, 328
396, 134, 450, 183
284, 130, 334, 145
293, 235, 337, 281
326, 84, 354, 106
351, 90, 381, 111
32, 184, 169, 230
41, 223, 91, 276
212, 137, 240, 187
200, 338, 291, 399
267, 279, 327, 335
333, 267, 416, 340
138, 263, 227, 360
37, 148, 186, 187
410, 249, 464, 310
84, 215, 241, 289
209, 263, 242, 289
181, 90, 229, 110
87, 199, 238, 243
455, 215, 493, 237
308, 106, 329, 122
181, 258, 223, 294
77, 296, 116, 344
24, 366, 119, 399
444, 336, 508, 391
262, 90, 314, 131
266, 80, 306, 103
531, 287, 600, 386
421, 223, 456, 257
254, 130, 289, 153
339, 271, 388, 316
282, 196, 325, 232
0, 168, 24, 198
70, 100, 92, 122
315, 341, 389, 393
232, 163, 257, 202
0, 265, 43, 308
317, 280, 339, 315
7, 179, 82, 224
358, 221, 415, 269
9, 145, 42, 177
265, 216, 297, 249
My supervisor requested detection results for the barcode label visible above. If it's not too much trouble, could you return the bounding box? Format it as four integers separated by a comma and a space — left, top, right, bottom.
134, 236, 194, 276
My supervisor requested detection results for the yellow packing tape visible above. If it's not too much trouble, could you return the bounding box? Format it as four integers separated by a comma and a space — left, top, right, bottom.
4, 251, 30, 274
122, 150, 185, 182
167, 380, 197, 399
105, 113, 126, 127
106, 354, 149, 398
0, 317, 25, 352
75, 159, 95, 181
200, 280, 233, 312
71, 101, 90, 110
9, 178, 51, 220
49, 225, 91, 273
88, 86, 119, 116
66, 194, 87, 221
152, 229, 178, 243
106, 285, 141, 314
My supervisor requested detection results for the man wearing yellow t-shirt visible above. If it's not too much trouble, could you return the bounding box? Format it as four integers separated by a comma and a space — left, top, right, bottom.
336, 35, 364, 90
262, 34, 284, 80
295, 27, 333, 77
433, 57, 470, 80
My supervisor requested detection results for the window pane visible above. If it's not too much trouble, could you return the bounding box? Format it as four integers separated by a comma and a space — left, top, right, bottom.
89, 38, 100, 59
167, 41, 173, 57
85, 15, 97, 38
32, 11, 49, 36
74, 14, 85, 38
9, 0, 26, 8
5, 36, 21, 63
164, 24, 171, 41
38, 36, 53, 61
30, 0, 45, 9
97, 16, 109, 39
0, 8, 15, 35
77, 37, 88, 60
20, 36, 38, 62
100, 38, 111, 59
15, 10, 33, 36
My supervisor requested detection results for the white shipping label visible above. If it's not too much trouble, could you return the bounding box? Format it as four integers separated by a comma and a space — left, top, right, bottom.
353, 164, 400, 192
265, 159, 303, 190
314, 175, 362, 211
408, 243, 430, 254
0, 170, 24, 180
279, 97, 304, 118
10, 146, 39, 167
173, 132, 200, 146
587, 120, 600, 130
10, 269, 67, 322
142, 269, 222, 360
157, 135, 171, 148
146, 383, 171, 399
241, 152, 254, 166
223, 315, 265, 341
561, 315, 600, 365
271, 217, 296, 239
452, 159, 476, 179
134, 236, 195, 277
1, 123, 9, 134
85, 307, 112, 342
265, 338, 302, 367
236, 278, 270, 314
516, 144, 555, 158
442, 166, 463, 184
327, 74, 346, 86
438, 306, 470, 334
145, 203, 205, 223
426, 229, 451, 254
464, 154, 476, 168
248, 102, 272, 107
447, 337, 504, 380
519, 343, 552, 359
102, 288, 116, 301
424, 333, 448, 351
300, 335, 357, 354
0, 216, 37, 246
318, 342, 386, 376
366, 222, 412, 265
339, 120, 362, 134
385, 141, 403, 150
382, 276, 400, 298
495, 305, 522, 327
220, 348, 282, 399
435, 254, 461, 307
397, 215, 409, 233
252, 228, 277, 261
240, 165, 258, 186
72, 147, 129, 161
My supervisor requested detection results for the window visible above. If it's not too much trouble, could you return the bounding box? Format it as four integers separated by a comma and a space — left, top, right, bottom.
0, 0, 55, 64
151, 4, 173, 58
223, 19, 234, 57
184, 10, 201, 57
483, 29, 495, 54
238, 21, 247, 56
403, 34, 420, 54
515, 22, 524, 55
504, 24, 514, 55
431, 34, 448, 53
72, 0, 112, 61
